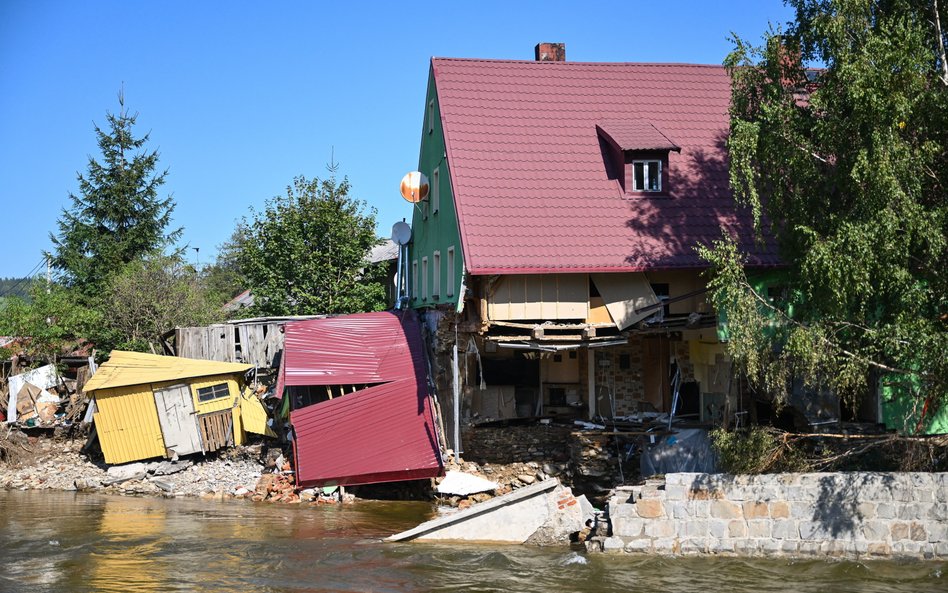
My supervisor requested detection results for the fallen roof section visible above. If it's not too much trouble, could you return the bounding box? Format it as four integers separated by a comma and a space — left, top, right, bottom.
83, 351, 253, 393
284, 310, 444, 488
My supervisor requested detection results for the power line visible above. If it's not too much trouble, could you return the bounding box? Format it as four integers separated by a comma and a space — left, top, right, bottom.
0, 257, 48, 298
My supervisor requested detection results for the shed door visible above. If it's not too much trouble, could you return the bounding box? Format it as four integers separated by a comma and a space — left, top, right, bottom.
154, 384, 203, 457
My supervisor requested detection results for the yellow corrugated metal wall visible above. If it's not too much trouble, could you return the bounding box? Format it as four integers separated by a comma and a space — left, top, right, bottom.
93, 373, 259, 464
188, 376, 245, 445
240, 387, 277, 437
94, 385, 166, 464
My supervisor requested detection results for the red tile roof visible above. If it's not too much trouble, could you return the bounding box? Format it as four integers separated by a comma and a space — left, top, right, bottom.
431, 58, 779, 274
282, 310, 443, 488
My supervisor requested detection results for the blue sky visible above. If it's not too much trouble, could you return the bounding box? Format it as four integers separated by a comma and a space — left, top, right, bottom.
0, 0, 795, 279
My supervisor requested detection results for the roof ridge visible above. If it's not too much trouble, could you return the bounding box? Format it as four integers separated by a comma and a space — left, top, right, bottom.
431, 57, 726, 69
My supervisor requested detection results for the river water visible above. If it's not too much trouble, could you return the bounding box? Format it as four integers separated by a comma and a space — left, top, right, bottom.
0, 490, 943, 593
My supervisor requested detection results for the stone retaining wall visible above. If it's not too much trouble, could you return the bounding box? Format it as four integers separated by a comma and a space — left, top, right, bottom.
596, 472, 947, 559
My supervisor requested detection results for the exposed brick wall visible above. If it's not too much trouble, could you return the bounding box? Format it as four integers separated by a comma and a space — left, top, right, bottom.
593, 337, 645, 416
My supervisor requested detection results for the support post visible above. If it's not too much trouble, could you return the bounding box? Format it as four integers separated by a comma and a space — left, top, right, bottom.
452, 341, 461, 456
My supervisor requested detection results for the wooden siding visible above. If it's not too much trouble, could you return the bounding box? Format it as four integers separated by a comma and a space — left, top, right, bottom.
487, 274, 588, 321
644, 270, 710, 315
591, 273, 660, 329
175, 322, 285, 368
410, 67, 465, 310
93, 373, 251, 465
94, 385, 166, 464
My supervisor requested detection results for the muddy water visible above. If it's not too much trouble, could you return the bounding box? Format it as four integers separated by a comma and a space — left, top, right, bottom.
0, 490, 943, 593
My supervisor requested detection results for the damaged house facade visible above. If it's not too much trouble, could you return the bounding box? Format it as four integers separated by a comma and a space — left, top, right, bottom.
409, 44, 779, 456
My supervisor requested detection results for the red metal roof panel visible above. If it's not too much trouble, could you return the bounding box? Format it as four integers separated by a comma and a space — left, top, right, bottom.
285, 310, 443, 488
597, 121, 680, 152
431, 58, 779, 274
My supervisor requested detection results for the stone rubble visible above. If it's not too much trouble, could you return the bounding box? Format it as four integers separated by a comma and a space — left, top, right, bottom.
0, 435, 272, 500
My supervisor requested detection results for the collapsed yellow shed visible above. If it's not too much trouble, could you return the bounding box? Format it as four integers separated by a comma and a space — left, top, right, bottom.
83, 350, 275, 465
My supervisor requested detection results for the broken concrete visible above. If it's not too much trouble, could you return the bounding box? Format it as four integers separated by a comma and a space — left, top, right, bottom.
387, 478, 583, 545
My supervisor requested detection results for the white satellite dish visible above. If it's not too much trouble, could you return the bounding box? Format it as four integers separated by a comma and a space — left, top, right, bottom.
391, 221, 412, 245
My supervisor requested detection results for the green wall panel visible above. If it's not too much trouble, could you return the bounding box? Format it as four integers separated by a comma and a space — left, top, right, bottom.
410, 66, 465, 310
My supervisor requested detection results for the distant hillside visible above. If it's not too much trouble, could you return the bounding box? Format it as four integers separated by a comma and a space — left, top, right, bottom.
0, 276, 34, 300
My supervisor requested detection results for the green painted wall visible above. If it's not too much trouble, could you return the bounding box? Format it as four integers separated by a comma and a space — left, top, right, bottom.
879, 373, 948, 435
409, 66, 465, 310
716, 269, 791, 342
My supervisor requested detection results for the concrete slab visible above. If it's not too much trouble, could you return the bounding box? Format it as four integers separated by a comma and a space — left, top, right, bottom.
387, 478, 581, 545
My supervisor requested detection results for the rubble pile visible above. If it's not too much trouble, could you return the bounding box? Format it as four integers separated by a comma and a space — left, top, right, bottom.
434, 458, 571, 508
568, 431, 639, 499
0, 435, 268, 499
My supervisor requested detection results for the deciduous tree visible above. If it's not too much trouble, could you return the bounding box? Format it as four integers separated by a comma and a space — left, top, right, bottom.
703, 0, 948, 416
237, 175, 385, 316
104, 254, 223, 353
0, 281, 101, 363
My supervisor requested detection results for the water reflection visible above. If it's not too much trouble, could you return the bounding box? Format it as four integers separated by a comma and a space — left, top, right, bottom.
0, 490, 944, 593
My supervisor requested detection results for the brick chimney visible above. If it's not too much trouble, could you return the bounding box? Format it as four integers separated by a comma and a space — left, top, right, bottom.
535, 42, 566, 62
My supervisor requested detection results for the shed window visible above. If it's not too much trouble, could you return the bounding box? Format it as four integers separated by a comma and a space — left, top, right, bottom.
633, 160, 662, 192
197, 383, 230, 402
428, 99, 435, 134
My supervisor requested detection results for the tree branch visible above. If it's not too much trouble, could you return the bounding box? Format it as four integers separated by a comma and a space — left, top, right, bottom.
738, 277, 920, 376
935, 0, 948, 85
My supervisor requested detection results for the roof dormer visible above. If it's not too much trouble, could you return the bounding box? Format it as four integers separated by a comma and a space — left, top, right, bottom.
597, 121, 681, 196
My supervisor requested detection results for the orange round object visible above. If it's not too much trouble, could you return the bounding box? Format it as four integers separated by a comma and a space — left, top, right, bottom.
400, 171, 429, 203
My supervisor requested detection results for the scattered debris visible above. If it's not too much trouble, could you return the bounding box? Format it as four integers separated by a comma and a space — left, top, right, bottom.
436, 471, 498, 496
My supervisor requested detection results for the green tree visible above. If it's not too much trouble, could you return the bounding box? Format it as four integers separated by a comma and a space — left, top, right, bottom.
237, 174, 385, 316
703, 0, 948, 414
201, 227, 250, 312
104, 254, 224, 353
0, 281, 102, 363
48, 92, 181, 296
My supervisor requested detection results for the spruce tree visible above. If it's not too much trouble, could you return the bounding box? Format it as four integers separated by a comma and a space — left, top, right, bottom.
48, 91, 180, 296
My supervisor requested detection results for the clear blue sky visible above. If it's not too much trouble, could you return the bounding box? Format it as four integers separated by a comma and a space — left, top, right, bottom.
0, 0, 794, 279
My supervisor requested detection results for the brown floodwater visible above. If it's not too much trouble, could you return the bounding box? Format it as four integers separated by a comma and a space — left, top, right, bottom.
0, 489, 943, 593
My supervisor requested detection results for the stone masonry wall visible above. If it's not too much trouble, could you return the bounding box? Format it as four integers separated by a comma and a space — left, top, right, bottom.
461, 426, 573, 465
598, 472, 948, 559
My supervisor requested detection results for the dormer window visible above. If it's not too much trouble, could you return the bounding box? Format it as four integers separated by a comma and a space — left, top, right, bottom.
632, 160, 662, 192
596, 121, 680, 196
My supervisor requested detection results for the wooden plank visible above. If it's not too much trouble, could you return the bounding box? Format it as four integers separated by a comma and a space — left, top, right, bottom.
197, 409, 235, 452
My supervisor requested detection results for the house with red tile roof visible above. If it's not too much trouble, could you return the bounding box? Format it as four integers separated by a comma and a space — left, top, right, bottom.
408, 44, 779, 453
